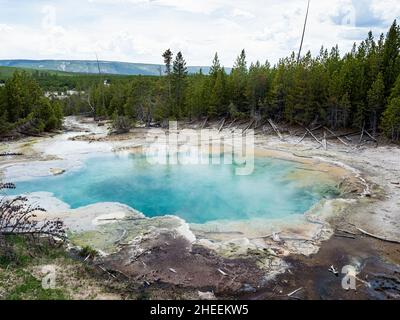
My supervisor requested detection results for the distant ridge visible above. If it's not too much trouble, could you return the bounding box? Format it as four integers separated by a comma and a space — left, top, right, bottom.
0, 59, 229, 76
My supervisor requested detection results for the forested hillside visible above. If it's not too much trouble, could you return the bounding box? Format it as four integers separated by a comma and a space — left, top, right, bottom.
1, 21, 400, 141
0, 71, 63, 135
0, 60, 213, 76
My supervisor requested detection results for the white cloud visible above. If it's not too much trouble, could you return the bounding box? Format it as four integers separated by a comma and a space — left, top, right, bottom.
0, 0, 399, 66
0, 24, 13, 32
232, 8, 255, 19
370, 0, 400, 23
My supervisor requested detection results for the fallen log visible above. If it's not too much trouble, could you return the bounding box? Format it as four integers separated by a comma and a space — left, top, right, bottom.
267, 119, 284, 141
334, 233, 356, 239
97, 265, 117, 279
305, 127, 324, 148
0, 152, 23, 157
296, 131, 308, 144
287, 287, 303, 297
17, 131, 45, 138
218, 118, 226, 132
244, 119, 255, 133
217, 268, 228, 276
357, 227, 400, 244
201, 117, 208, 129
323, 127, 349, 146
325, 131, 360, 139
336, 228, 358, 236
227, 118, 237, 130
363, 129, 378, 143
310, 125, 323, 131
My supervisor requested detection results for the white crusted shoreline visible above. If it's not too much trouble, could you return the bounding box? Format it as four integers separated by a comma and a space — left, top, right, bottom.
1, 116, 399, 268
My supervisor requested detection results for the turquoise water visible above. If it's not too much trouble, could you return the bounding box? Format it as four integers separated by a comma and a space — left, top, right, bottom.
11, 154, 327, 224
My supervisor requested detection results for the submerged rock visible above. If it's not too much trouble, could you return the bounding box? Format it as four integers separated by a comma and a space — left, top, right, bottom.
49, 168, 66, 175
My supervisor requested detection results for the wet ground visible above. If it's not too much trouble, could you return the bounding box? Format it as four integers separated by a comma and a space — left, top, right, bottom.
94, 228, 400, 300
241, 235, 400, 300
99, 233, 268, 298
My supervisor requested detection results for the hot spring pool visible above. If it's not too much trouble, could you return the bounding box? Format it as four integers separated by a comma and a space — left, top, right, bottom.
9, 153, 336, 224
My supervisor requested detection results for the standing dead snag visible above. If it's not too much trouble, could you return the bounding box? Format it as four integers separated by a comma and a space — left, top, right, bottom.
0, 183, 66, 243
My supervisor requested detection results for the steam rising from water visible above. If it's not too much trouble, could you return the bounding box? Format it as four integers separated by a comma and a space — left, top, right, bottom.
10, 153, 334, 224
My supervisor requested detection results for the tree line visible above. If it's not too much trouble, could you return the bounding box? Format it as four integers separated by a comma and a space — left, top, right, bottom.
0, 71, 63, 135
79, 20, 400, 140
1, 20, 400, 141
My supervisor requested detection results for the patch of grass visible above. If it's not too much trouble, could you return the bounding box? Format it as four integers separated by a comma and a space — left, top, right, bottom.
78, 245, 99, 260
0, 235, 67, 268
136, 289, 151, 300
0, 234, 126, 300
5, 269, 69, 300
0, 235, 71, 300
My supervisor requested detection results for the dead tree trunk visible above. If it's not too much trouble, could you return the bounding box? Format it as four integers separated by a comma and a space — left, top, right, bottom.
267, 119, 284, 141
323, 127, 349, 146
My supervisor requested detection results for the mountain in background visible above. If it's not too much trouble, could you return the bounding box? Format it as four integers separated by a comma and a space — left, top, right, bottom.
0, 59, 230, 76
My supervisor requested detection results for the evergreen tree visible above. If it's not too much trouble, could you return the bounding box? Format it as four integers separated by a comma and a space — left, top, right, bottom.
382, 20, 400, 96
230, 49, 248, 112
171, 51, 188, 116
186, 73, 208, 119
162, 49, 173, 101
209, 68, 227, 117
389, 73, 400, 100
381, 97, 400, 140
5, 71, 42, 122
367, 72, 385, 135
162, 49, 173, 76
209, 52, 221, 77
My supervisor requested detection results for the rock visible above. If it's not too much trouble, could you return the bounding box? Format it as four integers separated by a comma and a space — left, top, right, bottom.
198, 291, 216, 300
272, 232, 281, 242
240, 283, 256, 293
49, 168, 66, 176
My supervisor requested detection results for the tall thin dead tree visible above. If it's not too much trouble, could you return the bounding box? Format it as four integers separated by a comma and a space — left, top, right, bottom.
297, 0, 311, 63
96, 53, 106, 120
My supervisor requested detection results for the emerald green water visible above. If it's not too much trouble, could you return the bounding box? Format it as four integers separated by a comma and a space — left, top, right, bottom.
11, 153, 329, 224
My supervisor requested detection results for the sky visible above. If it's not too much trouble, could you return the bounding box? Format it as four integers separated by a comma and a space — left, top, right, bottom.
0, 0, 399, 67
